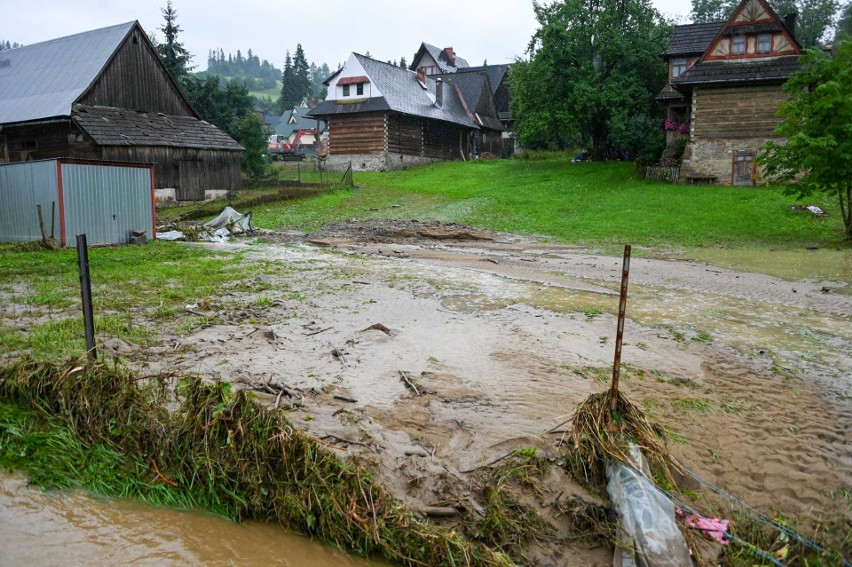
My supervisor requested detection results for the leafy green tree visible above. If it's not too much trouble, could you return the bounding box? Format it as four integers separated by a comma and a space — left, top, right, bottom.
156, 0, 193, 85
758, 42, 852, 237
183, 76, 268, 177
691, 0, 841, 48
837, 1, 852, 42
511, 0, 670, 160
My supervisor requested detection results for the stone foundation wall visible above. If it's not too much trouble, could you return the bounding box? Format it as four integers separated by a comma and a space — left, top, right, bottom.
321, 153, 442, 172
680, 138, 772, 185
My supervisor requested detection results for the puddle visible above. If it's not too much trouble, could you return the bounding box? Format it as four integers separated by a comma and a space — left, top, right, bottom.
0, 474, 379, 566
685, 247, 852, 282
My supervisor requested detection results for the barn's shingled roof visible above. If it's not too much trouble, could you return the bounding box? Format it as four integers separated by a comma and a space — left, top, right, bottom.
0, 22, 135, 124
457, 64, 511, 94
72, 105, 243, 150
663, 22, 726, 57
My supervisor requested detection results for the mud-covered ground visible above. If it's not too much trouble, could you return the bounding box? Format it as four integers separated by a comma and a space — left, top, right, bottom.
10, 220, 852, 564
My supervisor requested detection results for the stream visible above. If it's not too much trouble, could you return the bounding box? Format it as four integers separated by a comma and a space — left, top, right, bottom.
0, 474, 380, 566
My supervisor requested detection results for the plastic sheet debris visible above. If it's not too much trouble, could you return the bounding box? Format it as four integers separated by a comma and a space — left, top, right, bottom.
157, 230, 185, 241
676, 509, 730, 545
196, 207, 257, 242
607, 444, 692, 567
203, 206, 256, 234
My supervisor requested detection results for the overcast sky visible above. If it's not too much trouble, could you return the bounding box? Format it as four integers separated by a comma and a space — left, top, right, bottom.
2, 0, 691, 71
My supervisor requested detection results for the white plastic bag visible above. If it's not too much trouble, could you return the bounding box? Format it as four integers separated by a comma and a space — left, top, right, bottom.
607, 444, 692, 567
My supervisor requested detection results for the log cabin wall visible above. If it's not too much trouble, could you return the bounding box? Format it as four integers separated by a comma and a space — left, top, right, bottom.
0, 121, 99, 163
100, 146, 241, 201
327, 113, 386, 155
386, 113, 423, 157
78, 27, 195, 117
692, 85, 787, 140
423, 120, 467, 160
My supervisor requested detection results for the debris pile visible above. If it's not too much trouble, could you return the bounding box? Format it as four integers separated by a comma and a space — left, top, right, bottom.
156, 206, 257, 243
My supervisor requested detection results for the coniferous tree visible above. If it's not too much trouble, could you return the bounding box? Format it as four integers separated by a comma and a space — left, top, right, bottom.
156, 0, 193, 84
292, 44, 311, 99
399, 56, 407, 68
279, 51, 300, 111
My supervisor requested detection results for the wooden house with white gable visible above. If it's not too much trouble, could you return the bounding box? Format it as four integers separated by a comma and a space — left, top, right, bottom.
308, 53, 478, 171
658, 0, 802, 185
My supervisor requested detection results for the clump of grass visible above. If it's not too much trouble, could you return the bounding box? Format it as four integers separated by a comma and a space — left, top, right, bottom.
561, 391, 675, 494
0, 358, 512, 566
671, 398, 714, 414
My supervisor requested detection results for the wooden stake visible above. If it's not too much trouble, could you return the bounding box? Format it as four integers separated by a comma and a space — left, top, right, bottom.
36, 205, 48, 245
610, 244, 632, 411
76, 234, 96, 361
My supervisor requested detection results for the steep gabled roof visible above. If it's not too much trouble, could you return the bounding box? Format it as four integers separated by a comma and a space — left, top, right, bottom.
409, 43, 470, 73
309, 54, 476, 129
663, 22, 726, 57
276, 102, 318, 137
457, 64, 511, 94
433, 71, 503, 131
0, 22, 136, 124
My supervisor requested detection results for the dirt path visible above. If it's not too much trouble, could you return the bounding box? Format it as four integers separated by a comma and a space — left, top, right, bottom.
129, 222, 851, 562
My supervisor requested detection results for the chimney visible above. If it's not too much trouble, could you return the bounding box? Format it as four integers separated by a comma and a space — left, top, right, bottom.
444, 47, 455, 66
435, 78, 443, 107
783, 12, 797, 39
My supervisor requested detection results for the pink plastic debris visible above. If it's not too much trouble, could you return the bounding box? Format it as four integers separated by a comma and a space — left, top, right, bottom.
677, 509, 731, 545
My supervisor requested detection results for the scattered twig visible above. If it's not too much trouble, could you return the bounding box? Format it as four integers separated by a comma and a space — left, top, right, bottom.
321, 434, 377, 452
363, 323, 392, 335
398, 370, 420, 395
304, 326, 332, 336
418, 506, 459, 518
352, 280, 371, 285
485, 258, 499, 264
274, 389, 284, 410
151, 459, 178, 487
460, 450, 515, 474
333, 394, 358, 403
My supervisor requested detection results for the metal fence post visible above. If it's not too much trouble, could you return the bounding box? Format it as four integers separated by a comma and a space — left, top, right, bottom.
610, 244, 631, 411
76, 234, 96, 361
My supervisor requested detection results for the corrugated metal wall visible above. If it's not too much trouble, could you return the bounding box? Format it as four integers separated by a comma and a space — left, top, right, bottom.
61, 163, 153, 247
0, 161, 59, 242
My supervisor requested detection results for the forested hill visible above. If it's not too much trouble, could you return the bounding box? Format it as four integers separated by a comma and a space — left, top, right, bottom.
206, 48, 281, 91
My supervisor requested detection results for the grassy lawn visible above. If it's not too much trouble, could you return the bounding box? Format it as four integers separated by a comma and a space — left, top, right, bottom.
242, 158, 846, 250
249, 80, 282, 100
0, 242, 278, 359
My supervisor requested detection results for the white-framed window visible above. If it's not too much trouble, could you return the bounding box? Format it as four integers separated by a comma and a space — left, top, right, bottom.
672, 58, 687, 78
732, 34, 746, 55
757, 33, 771, 53
356, 83, 364, 96
342, 84, 350, 96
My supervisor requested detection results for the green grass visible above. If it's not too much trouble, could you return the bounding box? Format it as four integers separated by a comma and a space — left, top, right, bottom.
0, 242, 274, 359
246, 159, 846, 250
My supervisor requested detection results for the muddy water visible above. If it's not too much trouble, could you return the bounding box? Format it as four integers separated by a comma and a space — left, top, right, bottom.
0, 474, 379, 566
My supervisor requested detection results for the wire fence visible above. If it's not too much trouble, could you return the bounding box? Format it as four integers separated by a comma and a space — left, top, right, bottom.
271, 161, 354, 188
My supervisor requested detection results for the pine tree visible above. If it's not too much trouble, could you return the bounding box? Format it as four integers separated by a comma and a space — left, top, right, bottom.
156, 0, 193, 84
279, 51, 300, 112
292, 44, 311, 100
399, 56, 407, 68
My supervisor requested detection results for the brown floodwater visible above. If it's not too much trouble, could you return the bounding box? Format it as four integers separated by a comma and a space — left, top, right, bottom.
0, 474, 381, 566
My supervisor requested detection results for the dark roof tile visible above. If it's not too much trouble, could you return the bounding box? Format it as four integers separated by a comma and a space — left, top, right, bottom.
664, 22, 725, 57
672, 55, 801, 86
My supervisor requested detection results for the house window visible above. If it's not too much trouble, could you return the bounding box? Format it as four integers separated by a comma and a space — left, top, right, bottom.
420, 66, 439, 76
342, 84, 350, 96
356, 83, 364, 96
757, 33, 771, 53
732, 34, 746, 55
672, 58, 687, 78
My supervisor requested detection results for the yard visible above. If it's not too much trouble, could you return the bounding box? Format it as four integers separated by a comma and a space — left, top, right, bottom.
218, 158, 845, 251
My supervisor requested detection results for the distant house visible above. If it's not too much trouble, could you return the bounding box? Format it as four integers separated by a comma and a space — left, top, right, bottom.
409, 43, 469, 75
308, 53, 478, 171
658, 0, 802, 185
276, 99, 321, 150
433, 71, 504, 156
0, 21, 242, 201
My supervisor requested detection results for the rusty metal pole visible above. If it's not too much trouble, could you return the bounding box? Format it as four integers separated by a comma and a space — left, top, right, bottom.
76, 234, 96, 361
610, 244, 632, 412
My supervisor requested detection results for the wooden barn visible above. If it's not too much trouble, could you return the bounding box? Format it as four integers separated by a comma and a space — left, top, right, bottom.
0, 21, 242, 201
658, 0, 802, 185
309, 53, 478, 171
433, 71, 504, 156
